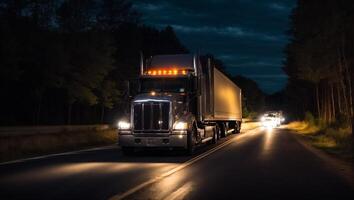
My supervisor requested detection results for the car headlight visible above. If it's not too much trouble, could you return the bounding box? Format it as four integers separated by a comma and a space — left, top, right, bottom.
117, 121, 131, 130
173, 121, 188, 130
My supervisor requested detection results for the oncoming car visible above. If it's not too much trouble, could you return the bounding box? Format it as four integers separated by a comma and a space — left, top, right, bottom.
261, 111, 284, 128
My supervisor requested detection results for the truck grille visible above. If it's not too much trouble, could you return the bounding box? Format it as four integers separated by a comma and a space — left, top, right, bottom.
133, 101, 170, 131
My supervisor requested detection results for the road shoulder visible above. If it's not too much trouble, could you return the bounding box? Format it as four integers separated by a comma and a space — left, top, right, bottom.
289, 130, 354, 188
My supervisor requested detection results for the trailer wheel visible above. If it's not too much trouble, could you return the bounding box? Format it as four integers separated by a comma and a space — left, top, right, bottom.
231, 121, 239, 134
219, 122, 226, 138
236, 122, 241, 133
229, 122, 236, 134
212, 126, 219, 144
187, 125, 197, 155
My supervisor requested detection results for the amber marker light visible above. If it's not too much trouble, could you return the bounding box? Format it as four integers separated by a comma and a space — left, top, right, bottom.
147, 68, 190, 76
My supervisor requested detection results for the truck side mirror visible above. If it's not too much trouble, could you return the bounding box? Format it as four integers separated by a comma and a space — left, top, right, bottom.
124, 80, 131, 99
125, 79, 139, 98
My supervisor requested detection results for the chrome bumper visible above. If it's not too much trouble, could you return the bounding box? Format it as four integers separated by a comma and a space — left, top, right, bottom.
119, 131, 187, 148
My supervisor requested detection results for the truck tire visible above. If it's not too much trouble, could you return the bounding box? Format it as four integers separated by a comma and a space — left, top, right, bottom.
121, 147, 134, 156
231, 121, 240, 134
187, 125, 197, 155
230, 122, 237, 134
212, 125, 219, 144
219, 122, 226, 138
236, 122, 241, 133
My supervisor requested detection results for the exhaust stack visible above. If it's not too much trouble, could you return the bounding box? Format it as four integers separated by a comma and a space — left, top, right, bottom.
140, 52, 144, 76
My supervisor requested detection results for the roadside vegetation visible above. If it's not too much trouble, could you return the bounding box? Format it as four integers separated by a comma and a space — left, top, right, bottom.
0, 0, 188, 126
288, 112, 353, 162
273, 0, 354, 162
0, 128, 117, 162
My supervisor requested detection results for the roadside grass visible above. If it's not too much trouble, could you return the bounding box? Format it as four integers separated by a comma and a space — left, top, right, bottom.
287, 121, 320, 134
0, 128, 117, 162
241, 121, 260, 131
287, 121, 353, 162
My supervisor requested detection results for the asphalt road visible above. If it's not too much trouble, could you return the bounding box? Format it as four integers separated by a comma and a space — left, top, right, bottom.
0, 127, 353, 200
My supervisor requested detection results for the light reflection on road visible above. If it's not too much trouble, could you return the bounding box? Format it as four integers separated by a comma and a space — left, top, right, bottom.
129, 167, 194, 200
1, 162, 180, 184
162, 181, 193, 200
260, 127, 276, 158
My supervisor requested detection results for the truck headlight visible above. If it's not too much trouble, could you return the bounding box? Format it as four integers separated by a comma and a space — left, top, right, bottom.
118, 121, 131, 130
173, 121, 188, 130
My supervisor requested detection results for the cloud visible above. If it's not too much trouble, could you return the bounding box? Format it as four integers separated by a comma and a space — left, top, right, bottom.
269, 3, 290, 11
133, 0, 296, 93
247, 74, 288, 78
168, 24, 286, 42
170, 25, 244, 36
133, 2, 166, 11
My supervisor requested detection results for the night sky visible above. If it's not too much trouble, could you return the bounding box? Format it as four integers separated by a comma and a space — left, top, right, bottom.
133, 0, 296, 94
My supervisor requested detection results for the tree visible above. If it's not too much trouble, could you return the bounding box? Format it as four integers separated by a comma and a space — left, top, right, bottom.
0, 0, 191, 125
232, 75, 266, 114
57, 0, 97, 32
97, 80, 120, 123
60, 32, 114, 124
284, 0, 353, 129
96, 0, 139, 31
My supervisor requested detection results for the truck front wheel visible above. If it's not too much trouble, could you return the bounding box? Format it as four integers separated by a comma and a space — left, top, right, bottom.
187, 125, 197, 155
212, 125, 220, 144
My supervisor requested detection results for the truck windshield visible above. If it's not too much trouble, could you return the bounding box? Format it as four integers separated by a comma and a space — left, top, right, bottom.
140, 77, 190, 93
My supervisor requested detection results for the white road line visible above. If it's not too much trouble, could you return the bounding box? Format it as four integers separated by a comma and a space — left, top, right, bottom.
162, 182, 193, 200
0, 145, 117, 166
108, 128, 260, 200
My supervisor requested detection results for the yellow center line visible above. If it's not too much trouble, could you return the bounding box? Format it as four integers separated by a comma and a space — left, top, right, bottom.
162, 182, 193, 200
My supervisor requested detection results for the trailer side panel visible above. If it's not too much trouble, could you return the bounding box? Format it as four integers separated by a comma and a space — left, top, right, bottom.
212, 69, 242, 121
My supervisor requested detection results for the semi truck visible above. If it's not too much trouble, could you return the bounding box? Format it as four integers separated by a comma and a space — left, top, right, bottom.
118, 54, 242, 154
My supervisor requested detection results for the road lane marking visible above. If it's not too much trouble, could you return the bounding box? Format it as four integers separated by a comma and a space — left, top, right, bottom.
0, 145, 117, 166
162, 182, 193, 200
108, 128, 260, 200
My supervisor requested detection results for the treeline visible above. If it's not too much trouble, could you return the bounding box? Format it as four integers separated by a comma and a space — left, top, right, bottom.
232, 76, 266, 118
0, 0, 187, 125
284, 0, 353, 128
